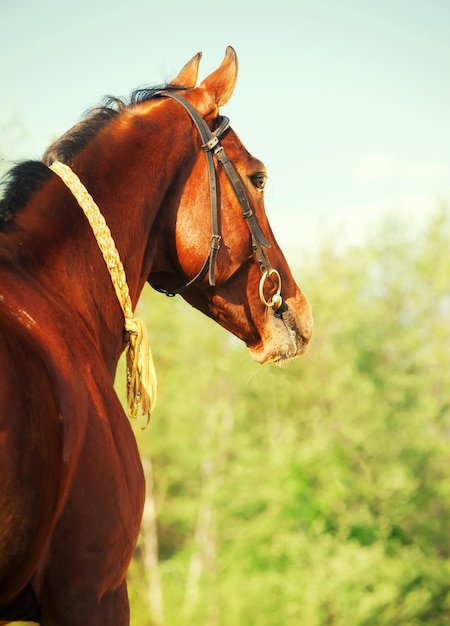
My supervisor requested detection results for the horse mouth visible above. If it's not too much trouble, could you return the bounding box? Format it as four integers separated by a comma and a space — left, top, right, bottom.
248, 336, 308, 364
248, 305, 312, 364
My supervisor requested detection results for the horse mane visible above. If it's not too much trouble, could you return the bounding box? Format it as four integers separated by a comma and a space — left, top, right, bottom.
42, 98, 126, 166
0, 84, 184, 229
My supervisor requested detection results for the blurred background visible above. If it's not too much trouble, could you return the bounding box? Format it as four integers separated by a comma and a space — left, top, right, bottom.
2, 1, 449, 624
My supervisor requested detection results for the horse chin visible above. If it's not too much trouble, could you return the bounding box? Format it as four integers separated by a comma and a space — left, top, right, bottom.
248, 305, 312, 364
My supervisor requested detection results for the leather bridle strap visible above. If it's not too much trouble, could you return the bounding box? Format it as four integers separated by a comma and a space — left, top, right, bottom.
153, 91, 223, 294
213, 146, 272, 273
153, 91, 272, 296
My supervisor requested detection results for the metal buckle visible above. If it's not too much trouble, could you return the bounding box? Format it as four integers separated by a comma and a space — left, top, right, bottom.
202, 135, 220, 151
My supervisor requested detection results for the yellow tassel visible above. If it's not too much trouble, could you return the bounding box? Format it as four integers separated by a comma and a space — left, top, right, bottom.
125, 317, 157, 426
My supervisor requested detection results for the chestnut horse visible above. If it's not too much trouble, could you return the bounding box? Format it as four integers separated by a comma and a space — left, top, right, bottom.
0, 47, 312, 624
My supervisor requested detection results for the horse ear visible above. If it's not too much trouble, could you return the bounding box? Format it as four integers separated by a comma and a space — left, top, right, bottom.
197, 46, 239, 112
170, 51, 202, 88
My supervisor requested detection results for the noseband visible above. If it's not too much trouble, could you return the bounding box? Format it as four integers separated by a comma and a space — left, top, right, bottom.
152, 91, 283, 312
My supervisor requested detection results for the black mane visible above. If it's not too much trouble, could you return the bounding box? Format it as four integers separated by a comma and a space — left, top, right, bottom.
42, 98, 125, 166
0, 161, 53, 228
0, 83, 183, 228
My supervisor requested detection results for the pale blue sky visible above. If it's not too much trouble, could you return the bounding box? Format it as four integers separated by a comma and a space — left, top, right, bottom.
1, 0, 449, 257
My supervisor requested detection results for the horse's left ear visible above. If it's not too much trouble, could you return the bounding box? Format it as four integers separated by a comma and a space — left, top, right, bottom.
170, 51, 202, 88
197, 46, 239, 113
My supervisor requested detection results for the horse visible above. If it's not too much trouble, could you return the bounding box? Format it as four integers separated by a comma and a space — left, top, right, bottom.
0, 47, 312, 625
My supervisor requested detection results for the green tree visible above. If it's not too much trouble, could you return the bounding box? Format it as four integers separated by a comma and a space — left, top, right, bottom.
122, 207, 450, 625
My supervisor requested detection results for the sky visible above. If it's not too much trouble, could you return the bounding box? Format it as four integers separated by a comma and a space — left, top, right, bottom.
1, 0, 449, 261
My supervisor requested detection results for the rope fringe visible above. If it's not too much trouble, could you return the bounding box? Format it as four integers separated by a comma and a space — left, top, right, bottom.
125, 317, 157, 425
49, 161, 156, 423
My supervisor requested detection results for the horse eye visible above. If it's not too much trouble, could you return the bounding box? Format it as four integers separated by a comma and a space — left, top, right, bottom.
250, 173, 267, 193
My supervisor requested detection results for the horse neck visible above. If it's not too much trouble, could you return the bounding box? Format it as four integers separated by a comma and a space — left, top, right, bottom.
69, 103, 195, 296
6, 105, 194, 370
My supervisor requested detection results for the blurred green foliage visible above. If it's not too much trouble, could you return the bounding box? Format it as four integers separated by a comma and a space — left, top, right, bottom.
116, 207, 450, 625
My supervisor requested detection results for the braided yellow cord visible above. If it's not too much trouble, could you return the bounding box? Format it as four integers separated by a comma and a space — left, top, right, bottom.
49, 161, 156, 423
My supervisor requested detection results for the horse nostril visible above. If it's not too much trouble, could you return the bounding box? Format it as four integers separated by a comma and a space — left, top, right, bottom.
274, 300, 289, 318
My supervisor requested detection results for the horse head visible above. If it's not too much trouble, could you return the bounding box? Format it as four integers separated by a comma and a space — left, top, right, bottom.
148, 47, 313, 363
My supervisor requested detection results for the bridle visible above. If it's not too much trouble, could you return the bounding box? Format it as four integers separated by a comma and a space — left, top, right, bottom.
152, 91, 283, 312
